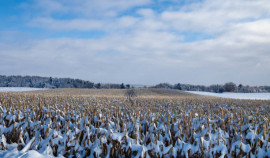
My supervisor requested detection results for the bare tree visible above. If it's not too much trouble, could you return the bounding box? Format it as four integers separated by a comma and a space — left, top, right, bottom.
224, 82, 237, 92
125, 88, 137, 101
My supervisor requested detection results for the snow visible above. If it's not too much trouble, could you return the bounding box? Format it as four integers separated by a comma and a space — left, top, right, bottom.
188, 91, 270, 100
0, 92, 269, 157
0, 87, 47, 92
18, 150, 53, 158
0, 150, 55, 158
112, 132, 125, 142
0, 143, 55, 158
21, 137, 35, 153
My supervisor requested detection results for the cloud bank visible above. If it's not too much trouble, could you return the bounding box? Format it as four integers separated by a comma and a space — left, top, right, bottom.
0, 0, 270, 85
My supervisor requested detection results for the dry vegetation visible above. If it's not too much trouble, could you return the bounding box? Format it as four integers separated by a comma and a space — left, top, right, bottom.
0, 88, 269, 157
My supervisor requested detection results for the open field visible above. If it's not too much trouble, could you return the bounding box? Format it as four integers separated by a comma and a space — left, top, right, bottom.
0, 88, 270, 157
15, 88, 197, 97
188, 91, 270, 100
0, 87, 47, 92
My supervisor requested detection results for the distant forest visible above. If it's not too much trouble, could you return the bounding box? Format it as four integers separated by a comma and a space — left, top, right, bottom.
152, 82, 270, 93
0, 75, 270, 93
0, 75, 125, 89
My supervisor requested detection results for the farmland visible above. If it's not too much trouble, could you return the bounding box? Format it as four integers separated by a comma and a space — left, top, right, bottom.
0, 88, 270, 157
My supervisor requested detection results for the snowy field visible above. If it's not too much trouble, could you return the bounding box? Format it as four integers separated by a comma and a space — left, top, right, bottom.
0, 87, 46, 92
0, 89, 269, 157
0, 145, 54, 158
188, 91, 270, 100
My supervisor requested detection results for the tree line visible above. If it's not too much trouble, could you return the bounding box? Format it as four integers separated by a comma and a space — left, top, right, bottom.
1, 75, 269, 93
151, 82, 270, 93
0, 75, 130, 89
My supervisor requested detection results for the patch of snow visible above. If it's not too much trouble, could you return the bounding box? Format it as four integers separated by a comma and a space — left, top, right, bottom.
19, 150, 54, 158
187, 91, 270, 100
0, 144, 55, 158
112, 132, 125, 142
0, 87, 47, 92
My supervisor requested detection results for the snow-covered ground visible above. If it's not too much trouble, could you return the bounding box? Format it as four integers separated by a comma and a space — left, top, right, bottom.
0, 87, 46, 92
0, 144, 55, 158
188, 91, 270, 100
0, 94, 269, 157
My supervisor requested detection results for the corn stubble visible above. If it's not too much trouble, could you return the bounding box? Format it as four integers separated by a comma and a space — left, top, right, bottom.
0, 90, 269, 158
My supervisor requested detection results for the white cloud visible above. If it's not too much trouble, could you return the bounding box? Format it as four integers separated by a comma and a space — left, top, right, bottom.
30, 18, 104, 31
1, 0, 270, 85
29, 0, 152, 18
136, 8, 155, 17
161, 0, 270, 33
226, 20, 270, 42
2, 18, 270, 85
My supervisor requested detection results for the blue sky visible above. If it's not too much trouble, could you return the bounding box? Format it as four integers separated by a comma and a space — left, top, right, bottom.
0, 0, 270, 85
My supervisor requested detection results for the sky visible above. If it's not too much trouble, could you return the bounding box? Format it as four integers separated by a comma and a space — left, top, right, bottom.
0, 0, 270, 86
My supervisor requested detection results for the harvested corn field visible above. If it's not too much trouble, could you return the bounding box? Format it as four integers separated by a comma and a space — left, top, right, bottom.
0, 88, 270, 157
